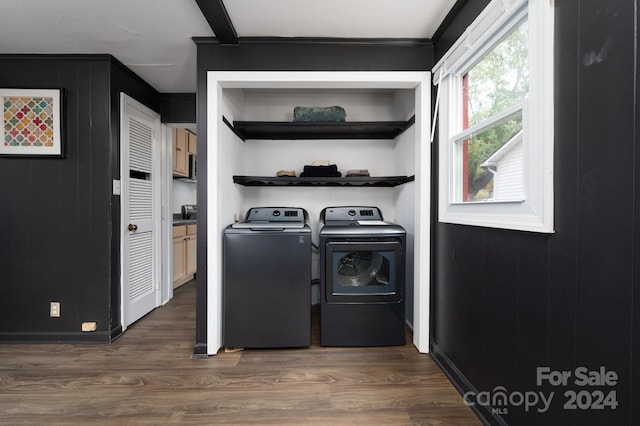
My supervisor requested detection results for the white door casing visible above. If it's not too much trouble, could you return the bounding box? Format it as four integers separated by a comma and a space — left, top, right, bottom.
121, 93, 162, 328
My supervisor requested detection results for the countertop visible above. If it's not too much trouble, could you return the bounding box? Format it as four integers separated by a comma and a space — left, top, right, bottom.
173, 219, 197, 226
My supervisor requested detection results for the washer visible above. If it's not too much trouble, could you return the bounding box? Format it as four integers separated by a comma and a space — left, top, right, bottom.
223, 207, 311, 348
319, 206, 406, 346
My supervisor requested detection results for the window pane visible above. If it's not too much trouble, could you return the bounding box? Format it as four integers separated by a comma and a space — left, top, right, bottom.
456, 113, 523, 202
465, 19, 528, 128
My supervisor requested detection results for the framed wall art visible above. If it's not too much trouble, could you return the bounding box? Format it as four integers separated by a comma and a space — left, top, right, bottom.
1, 88, 63, 157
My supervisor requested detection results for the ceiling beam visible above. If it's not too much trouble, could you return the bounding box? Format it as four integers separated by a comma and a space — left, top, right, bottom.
194, 0, 238, 44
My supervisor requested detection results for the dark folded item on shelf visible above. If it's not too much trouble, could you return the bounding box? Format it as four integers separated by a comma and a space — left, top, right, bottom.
300, 164, 342, 177
293, 106, 346, 122
346, 169, 370, 177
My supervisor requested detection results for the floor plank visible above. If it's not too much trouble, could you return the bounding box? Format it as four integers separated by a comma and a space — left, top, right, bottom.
0, 282, 481, 425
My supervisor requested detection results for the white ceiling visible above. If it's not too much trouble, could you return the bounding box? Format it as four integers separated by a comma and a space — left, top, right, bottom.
0, 0, 456, 93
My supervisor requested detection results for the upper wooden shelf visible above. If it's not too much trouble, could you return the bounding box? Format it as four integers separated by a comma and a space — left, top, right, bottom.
233, 175, 415, 187
224, 115, 415, 140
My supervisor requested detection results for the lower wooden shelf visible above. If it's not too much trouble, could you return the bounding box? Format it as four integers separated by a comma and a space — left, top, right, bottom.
233, 175, 415, 187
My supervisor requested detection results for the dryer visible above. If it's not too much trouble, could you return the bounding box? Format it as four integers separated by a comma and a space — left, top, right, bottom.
319, 206, 406, 346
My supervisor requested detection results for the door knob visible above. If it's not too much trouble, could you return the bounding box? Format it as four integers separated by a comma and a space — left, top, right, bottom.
128, 224, 138, 232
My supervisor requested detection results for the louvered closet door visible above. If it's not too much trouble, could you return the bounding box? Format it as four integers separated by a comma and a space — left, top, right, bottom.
121, 94, 161, 327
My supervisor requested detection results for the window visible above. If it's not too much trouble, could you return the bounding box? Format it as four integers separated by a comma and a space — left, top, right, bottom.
434, 0, 554, 233
458, 19, 527, 203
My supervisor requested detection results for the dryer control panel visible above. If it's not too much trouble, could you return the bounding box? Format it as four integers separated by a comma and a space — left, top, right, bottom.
321, 206, 383, 223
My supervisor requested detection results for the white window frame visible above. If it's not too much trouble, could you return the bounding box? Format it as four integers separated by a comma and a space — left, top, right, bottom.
433, 0, 554, 233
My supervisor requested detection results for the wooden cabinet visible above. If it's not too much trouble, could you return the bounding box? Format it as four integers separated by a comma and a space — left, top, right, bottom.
173, 128, 197, 178
173, 238, 187, 285
172, 128, 189, 177
172, 224, 197, 288
186, 225, 198, 276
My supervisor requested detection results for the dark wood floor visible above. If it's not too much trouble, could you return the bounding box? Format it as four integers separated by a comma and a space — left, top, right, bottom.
0, 282, 481, 425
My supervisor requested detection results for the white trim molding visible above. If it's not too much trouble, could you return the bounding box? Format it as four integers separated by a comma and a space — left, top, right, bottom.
436, 0, 554, 233
206, 71, 433, 354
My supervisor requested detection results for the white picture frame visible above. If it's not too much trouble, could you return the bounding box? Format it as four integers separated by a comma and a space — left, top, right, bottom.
0, 88, 63, 157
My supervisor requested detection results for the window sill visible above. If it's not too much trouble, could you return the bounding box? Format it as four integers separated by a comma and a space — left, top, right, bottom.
439, 202, 554, 233
450, 198, 525, 206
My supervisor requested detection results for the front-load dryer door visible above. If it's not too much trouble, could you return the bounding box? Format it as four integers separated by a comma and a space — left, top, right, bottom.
325, 240, 403, 303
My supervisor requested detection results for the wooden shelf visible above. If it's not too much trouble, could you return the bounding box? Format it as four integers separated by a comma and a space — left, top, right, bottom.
224, 115, 415, 140
233, 175, 415, 187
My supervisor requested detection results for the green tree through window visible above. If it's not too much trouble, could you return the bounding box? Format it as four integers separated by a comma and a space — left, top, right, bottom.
461, 19, 528, 201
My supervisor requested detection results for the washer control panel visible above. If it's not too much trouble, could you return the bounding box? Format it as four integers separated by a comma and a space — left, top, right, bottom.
245, 207, 306, 223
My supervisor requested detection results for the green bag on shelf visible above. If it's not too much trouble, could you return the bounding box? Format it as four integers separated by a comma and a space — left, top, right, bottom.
293, 106, 346, 122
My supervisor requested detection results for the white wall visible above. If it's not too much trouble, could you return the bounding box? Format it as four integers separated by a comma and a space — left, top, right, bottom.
242, 90, 397, 121
221, 88, 247, 225
172, 180, 197, 213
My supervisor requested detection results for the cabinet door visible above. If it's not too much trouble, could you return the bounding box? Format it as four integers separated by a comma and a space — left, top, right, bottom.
187, 131, 197, 155
172, 128, 189, 177
173, 237, 187, 288
186, 236, 197, 276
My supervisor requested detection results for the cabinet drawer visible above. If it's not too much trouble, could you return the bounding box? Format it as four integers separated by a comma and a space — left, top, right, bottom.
187, 224, 197, 235
173, 225, 187, 238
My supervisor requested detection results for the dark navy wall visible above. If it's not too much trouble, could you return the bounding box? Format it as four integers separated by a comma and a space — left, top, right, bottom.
160, 93, 196, 123
193, 38, 434, 355
433, 0, 491, 60
0, 55, 159, 343
431, 2, 640, 425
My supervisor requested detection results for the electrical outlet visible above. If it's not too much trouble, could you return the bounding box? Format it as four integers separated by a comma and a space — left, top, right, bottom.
82, 322, 97, 332
50, 302, 60, 317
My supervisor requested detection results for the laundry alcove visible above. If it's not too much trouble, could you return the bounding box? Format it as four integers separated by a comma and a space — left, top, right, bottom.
206, 71, 431, 355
